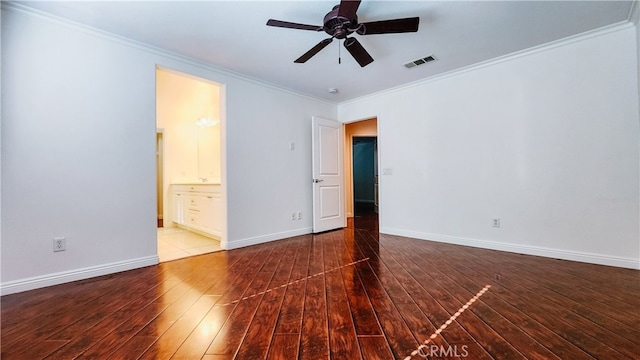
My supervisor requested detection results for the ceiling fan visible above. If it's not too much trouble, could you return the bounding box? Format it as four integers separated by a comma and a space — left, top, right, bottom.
266, 0, 419, 67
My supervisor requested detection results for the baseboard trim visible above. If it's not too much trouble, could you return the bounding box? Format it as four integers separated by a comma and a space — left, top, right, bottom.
223, 227, 313, 250
0, 256, 159, 296
380, 227, 640, 270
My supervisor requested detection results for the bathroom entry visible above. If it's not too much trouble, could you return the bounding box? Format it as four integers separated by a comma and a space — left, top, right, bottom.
155, 67, 224, 262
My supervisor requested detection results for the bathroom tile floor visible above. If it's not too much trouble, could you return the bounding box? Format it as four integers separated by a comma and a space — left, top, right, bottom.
157, 227, 222, 262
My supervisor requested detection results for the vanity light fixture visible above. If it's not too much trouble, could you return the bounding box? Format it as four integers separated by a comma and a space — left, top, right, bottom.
195, 117, 218, 127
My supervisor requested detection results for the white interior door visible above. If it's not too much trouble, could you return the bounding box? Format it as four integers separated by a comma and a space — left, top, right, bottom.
312, 116, 346, 233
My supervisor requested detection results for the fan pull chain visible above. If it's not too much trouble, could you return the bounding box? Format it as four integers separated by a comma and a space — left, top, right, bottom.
338, 39, 341, 64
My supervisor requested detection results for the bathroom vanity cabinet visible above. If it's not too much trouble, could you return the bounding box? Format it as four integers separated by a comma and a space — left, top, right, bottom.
171, 184, 221, 239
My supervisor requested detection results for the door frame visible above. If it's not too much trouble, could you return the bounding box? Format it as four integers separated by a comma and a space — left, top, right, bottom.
343, 117, 379, 219
155, 65, 228, 250
156, 129, 165, 227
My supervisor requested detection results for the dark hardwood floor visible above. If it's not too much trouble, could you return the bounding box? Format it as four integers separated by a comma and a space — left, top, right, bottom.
2, 213, 639, 359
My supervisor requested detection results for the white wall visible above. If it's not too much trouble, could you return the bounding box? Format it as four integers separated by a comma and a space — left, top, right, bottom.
632, 1, 640, 266
339, 25, 640, 269
0, 5, 335, 294
1, 7, 158, 294
224, 80, 336, 248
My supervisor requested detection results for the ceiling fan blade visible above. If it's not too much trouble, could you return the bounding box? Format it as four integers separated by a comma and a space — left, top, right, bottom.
344, 37, 373, 67
338, 0, 361, 20
266, 19, 322, 31
295, 38, 334, 63
356, 17, 420, 35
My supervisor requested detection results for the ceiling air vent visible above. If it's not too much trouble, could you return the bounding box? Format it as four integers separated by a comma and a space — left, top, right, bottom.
404, 55, 436, 68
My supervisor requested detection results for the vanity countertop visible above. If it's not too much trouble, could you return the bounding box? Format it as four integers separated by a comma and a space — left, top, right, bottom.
171, 181, 221, 185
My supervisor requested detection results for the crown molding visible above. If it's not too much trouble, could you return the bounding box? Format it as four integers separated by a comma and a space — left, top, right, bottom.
339, 20, 633, 107
1, 1, 337, 106
3, 1, 634, 108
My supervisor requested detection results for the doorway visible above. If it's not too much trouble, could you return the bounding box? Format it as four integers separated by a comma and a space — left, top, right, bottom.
156, 67, 224, 262
344, 117, 378, 228
352, 136, 378, 216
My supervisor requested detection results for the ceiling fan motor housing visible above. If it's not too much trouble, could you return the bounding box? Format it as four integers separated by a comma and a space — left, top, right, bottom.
266, 0, 419, 67
323, 5, 357, 39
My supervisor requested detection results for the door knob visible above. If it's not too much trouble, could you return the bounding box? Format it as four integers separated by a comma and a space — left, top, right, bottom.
313, 179, 324, 183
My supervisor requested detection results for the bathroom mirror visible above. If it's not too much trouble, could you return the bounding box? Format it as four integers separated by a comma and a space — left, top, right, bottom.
197, 120, 220, 182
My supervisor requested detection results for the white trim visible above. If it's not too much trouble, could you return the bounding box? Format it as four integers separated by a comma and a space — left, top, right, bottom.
223, 228, 312, 250
0, 256, 159, 296
380, 227, 640, 270
340, 21, 634, 107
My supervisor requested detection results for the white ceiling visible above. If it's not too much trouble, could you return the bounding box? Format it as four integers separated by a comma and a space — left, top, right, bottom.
14, 0, 635, 102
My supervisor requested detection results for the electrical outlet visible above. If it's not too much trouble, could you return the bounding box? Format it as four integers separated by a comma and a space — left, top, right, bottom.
492, 218, 501, 228
297, 211, 302, 220
291, 212, 297, 221
53, 237, 66, 252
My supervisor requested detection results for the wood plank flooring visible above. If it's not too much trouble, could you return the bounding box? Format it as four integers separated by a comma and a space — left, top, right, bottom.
2, 213, 639, 359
